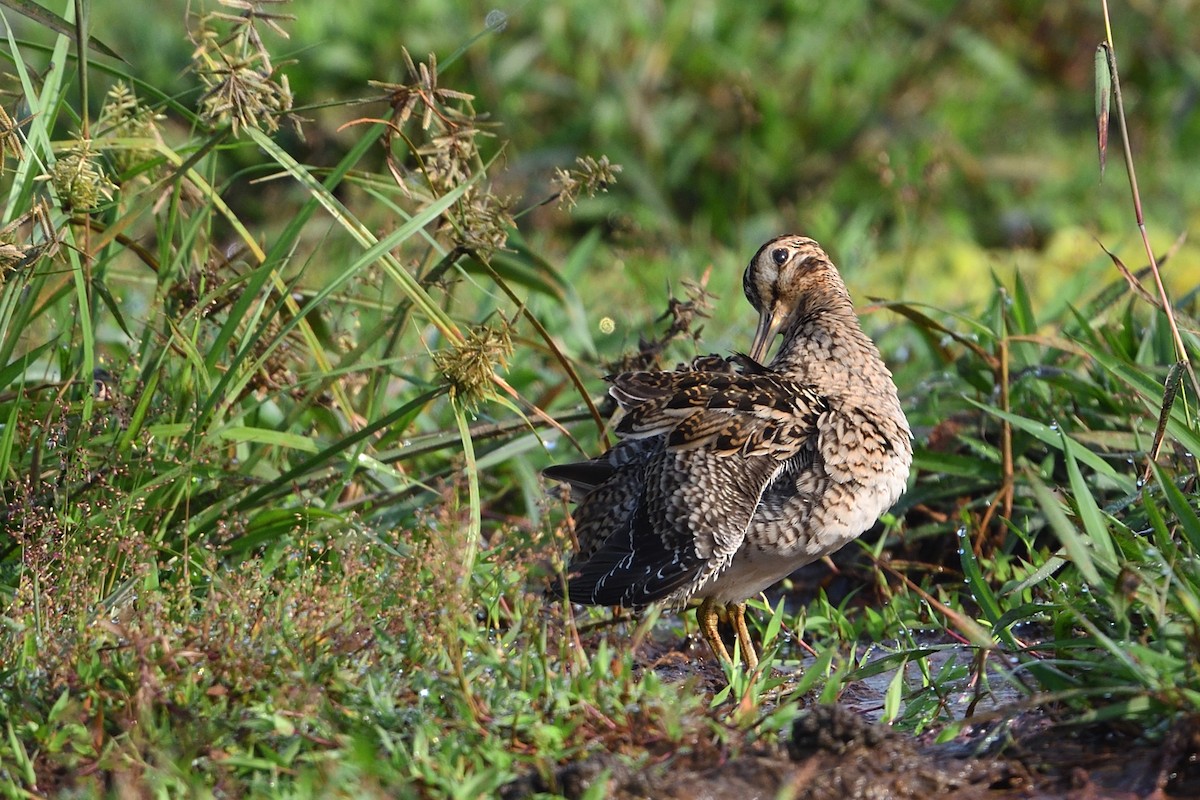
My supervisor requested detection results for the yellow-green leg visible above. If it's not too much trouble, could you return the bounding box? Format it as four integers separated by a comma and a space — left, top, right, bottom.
697, 597, 733, 664
729, 602, 760, 671
697, 598, 759, 670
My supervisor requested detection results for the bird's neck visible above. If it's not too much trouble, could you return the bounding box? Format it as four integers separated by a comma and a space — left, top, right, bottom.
770, 292, 890, 389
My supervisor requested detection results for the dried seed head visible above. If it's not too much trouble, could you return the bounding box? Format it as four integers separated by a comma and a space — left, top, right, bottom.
433, 323, 513, 408
553, 154, 621, 210
0, 104, 25, 169
196, 49, 294, 135
190, 0, 298, 136
49, 141, 116, 211
98, 82, 164, 174
446, 188, 514, 256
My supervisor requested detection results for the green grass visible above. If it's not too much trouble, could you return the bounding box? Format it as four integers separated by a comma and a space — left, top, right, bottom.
1, 0, 1199, 796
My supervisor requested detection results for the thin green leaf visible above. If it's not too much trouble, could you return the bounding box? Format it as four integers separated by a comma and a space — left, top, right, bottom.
1005, 558, 1067, 600
224, 508, 343, 555
213, 425, 320, 453
1009, 271, 1037, 336
0, 0, 123, 60
1061, 431, 1118, 571
1152, 462, 1200, 553
883, 660, 905, 724
245, 126, 471, 344
1095, 43, 1111, 176
0, 340, 55, 391
116, 367, 159, 452
1087, 347, 1200, 458
91, 276, 134, 340
1028, 472, 1102, 587
762, 597, 786, 649
454, 399, 482, 583
788, 648, 836, 700
229, 388, 441, 517
970, 399, 1135, 493
959, 530, 1008, 643
0, 389, 20, 478
847, 647, 947, 680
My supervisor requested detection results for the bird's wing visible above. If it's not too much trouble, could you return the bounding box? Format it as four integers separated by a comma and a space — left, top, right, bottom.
563, 368, 822, 609
609, 369, 825, 459
545, 438, 665, 563
565, 447, 782, 609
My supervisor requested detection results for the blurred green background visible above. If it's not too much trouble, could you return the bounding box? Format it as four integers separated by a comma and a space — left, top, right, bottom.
82, 0, 1200, 329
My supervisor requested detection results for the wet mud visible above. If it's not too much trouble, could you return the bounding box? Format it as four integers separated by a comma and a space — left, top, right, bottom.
503, 703, 1199, 799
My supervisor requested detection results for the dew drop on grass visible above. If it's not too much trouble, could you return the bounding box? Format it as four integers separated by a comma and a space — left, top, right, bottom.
486, 9, 509, 31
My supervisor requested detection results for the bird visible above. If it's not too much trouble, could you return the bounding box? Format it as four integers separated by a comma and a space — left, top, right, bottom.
545, 235, 912, 670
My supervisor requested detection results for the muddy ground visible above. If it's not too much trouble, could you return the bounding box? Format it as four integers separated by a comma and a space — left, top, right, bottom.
501, 628, 1200, 800
503, 697, 1199, 799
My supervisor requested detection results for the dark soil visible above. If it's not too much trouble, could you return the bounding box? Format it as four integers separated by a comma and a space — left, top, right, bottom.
502, 695, 1200, 800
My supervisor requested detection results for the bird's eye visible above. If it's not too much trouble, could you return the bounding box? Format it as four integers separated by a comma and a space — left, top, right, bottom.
771, 248, 789, 266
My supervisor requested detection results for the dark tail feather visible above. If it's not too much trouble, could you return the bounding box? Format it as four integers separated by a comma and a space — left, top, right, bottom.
543, 460, 614, 494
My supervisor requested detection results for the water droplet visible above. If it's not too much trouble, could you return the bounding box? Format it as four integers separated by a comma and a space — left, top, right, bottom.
486, 9, 509, 31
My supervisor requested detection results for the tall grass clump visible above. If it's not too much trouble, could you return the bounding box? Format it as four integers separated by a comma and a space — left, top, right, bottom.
0, 1, 661, 794
824, 10, 1200, 734
856, 265, 1199, 733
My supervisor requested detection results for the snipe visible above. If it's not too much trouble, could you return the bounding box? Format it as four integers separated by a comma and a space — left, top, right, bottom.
545, 235, 912, 670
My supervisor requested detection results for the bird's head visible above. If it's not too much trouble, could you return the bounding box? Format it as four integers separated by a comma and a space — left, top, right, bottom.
743, 235, 847, 363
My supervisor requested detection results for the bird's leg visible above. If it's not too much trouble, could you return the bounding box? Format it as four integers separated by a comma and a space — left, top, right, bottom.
730, 602, 759, 671
697, 597, 733, 664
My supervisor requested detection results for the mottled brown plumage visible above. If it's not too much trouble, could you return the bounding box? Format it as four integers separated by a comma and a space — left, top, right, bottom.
545, 235, 912, 669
